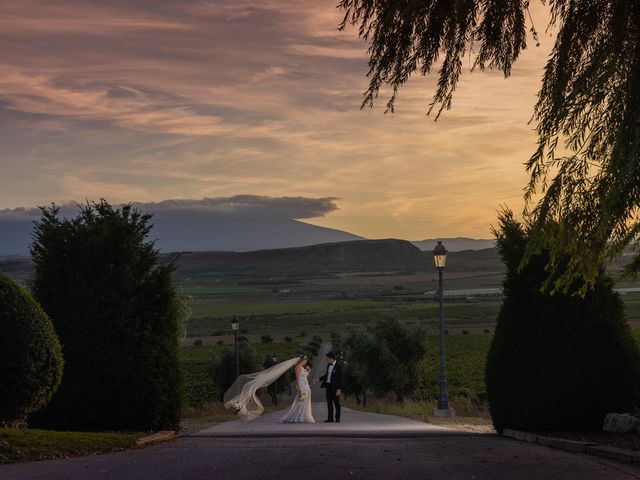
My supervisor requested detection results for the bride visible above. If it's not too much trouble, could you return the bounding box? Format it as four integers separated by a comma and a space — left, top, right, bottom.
280, 357, 315, 423
223, 355, 314, 422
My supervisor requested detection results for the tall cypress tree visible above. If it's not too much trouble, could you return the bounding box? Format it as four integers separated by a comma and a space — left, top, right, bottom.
29, 201, 182, 431
486, 210, 640, 432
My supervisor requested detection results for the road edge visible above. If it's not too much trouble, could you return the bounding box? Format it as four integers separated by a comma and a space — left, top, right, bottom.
502, 428, 640, 464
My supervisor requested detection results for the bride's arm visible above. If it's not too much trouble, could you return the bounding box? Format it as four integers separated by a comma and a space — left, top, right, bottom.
294, 365, 302, 390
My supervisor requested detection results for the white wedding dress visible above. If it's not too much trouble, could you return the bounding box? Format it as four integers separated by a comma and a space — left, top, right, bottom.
280, 368, 315, 423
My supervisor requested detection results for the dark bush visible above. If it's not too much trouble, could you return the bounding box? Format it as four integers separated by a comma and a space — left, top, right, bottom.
485, 211, 640, 432
193, 339, 203, 346
0, 274, 63, 426
211, 344, 262, 399
261, 334, 273, 343
217, 340, 225, 346
304, 343, 320, 356
284, 336, 293, 342
29, 201, 183, 431
462, 330, 469, 335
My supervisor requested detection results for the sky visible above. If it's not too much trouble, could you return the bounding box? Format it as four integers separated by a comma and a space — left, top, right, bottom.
0, 0, 554, 240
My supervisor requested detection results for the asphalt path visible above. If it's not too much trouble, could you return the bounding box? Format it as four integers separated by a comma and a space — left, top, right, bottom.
3, 435, 640, 480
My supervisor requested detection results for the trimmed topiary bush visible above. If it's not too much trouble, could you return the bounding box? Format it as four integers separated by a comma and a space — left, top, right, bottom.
29, 201, 183, 431
485, 211, 640, 432
0, 274, 63, 426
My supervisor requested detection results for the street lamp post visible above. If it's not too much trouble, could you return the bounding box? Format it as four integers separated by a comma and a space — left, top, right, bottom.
272, 355, 278, 406
432, 241, 455, 417
231, 318, 240, 378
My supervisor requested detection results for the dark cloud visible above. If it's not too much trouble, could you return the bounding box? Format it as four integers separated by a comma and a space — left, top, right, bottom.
0, 195, 340, 221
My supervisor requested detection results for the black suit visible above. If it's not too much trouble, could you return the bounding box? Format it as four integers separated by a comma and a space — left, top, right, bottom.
319, 361, 342, 421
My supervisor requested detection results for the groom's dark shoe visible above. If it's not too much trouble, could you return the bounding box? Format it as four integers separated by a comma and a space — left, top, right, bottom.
335, 418, 341, 423
324, 419, 334, 423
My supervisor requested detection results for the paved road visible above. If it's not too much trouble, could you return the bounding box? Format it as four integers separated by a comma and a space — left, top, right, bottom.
3, 436, 640, 480
196, 401, 456, 437
3, 344, 640, 479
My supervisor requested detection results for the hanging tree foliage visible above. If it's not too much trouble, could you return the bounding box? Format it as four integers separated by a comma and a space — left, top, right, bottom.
339, 0, 640, 292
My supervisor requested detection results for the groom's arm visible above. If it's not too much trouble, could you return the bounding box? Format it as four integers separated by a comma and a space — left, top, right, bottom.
334, 366, 343, 390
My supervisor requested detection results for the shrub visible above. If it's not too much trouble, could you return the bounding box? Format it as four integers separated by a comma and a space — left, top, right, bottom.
29, 201, 183, 431
261, 334, 274, 343
237, 336, 249, 344
211, 344, 262, 399
0, 274, 63, 426
486, 211, 640, 432
217, 340, 225, 346
462, 330, 469, 335
193, 339, 203, 346
284, 336, 293, 343
304, 343, 319, 356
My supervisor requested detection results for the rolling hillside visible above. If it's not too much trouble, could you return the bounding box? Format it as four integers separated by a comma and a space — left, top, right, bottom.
2, 242, 503, 282
170, 239, 431, 277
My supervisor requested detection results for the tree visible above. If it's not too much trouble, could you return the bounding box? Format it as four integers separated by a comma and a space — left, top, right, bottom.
0, 274, 63, 426
29, 201, 183, 431
344, 318, 427, 403
485, 210, 640, 432
339, 1, 640, 290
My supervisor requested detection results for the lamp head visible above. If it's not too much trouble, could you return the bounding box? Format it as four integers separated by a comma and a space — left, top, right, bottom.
433, 241, 448, 269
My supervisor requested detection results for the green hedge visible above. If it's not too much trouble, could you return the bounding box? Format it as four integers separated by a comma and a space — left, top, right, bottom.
485, 212, 640, 432
0, 274, 63, 426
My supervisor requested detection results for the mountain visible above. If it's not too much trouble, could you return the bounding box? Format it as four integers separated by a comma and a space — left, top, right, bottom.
0, 215, 364, 255
172, 239, 429, 277
412, 237, 495, 252
148, 215, 364, 252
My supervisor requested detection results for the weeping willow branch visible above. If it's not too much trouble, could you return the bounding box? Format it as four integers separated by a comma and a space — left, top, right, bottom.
340, 0, 640, 292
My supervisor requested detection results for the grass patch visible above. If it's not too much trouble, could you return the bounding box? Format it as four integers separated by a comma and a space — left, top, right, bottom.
0, 428, 140, 464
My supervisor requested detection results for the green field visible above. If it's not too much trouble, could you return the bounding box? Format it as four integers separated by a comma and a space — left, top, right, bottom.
186, 297, 501, 342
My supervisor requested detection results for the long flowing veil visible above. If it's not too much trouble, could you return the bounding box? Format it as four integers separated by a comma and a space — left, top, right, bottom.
223, 356, 300, 421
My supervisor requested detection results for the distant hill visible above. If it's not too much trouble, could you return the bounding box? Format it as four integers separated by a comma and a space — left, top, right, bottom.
444, 248, 502, 273
1, 242, 503, 283
171, 239, 430, 277
412, 237, 495, 252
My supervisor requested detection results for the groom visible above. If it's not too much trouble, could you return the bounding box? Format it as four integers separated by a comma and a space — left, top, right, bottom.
319, 351, 342, 423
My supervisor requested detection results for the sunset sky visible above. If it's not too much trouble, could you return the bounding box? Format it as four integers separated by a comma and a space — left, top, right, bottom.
0, 0, 554, 240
